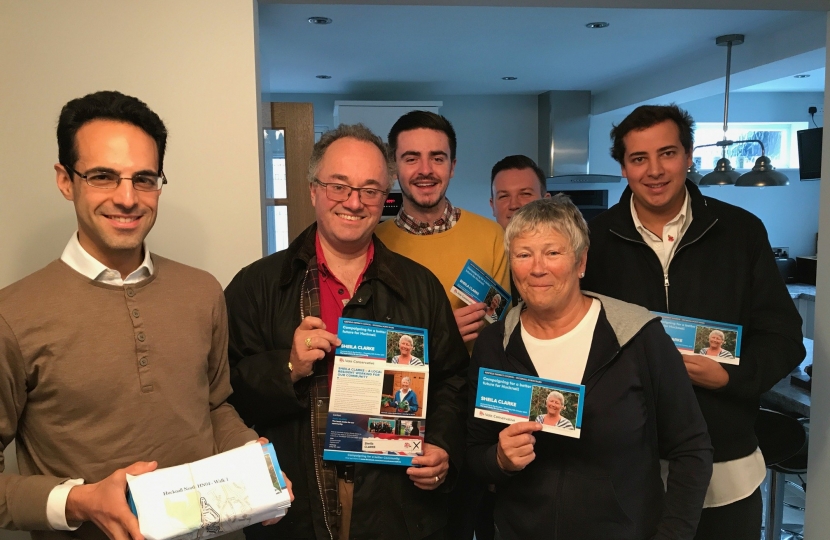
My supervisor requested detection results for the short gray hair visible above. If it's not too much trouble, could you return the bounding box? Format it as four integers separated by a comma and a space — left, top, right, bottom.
546, 391, 565, 405
308, 123, 395, 186
399, 335, 414, 345
709, 330, 725, 340
504, 195, 590, 259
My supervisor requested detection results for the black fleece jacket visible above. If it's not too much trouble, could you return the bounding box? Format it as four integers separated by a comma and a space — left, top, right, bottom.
582, 181, 805, 463
467, 295, 712, 540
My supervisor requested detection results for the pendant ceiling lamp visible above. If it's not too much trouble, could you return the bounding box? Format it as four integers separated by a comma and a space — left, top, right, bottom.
687, 161, 703, 184
697, 34, 788, 187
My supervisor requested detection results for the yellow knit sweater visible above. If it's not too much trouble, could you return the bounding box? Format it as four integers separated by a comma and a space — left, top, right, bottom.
376, 209, 510, 313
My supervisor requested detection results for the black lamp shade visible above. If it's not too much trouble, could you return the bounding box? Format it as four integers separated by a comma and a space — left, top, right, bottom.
735, 156, 789, 187
700, 158, 740, 185
687, 163, 703, 184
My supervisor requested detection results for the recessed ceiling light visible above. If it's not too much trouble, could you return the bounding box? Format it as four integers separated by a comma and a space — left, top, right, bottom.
308, 16, 332, 25
794, 74, 810, 78
502, 76, 518, 81
586, 21, 609, 29
316, 75, 332, 79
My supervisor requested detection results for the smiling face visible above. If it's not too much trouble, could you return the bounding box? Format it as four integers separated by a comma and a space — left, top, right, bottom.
399, 336, 413, 356
393, 128, 456, 214
620, 120, 692, 222
510, 228, 587, 315
490, 168, 547, 229
546, 393, 564, 415
310, 137, 390, 256
400, 377, 411, 392
709, 332, 724, 349
56, 120, 161, 275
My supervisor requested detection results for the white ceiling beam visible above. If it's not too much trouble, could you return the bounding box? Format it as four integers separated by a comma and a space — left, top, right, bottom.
262, 0, 829, 10
591, 15, 827, 116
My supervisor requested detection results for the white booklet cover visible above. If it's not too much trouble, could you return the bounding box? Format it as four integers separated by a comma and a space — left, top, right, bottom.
126, 443, 290, 540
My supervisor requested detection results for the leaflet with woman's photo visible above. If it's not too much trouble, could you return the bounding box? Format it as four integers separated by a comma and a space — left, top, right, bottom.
450, 259, 511, 323
474, 368, 585, 439
653, 312, 742, 365
323, 318, 429, 466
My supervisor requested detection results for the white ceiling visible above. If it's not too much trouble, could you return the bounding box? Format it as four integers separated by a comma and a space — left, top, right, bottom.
258, 4, 826, 101
738, 67, 826, 92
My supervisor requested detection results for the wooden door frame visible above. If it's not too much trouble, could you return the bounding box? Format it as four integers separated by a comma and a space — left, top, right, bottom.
262, 102, 316, 246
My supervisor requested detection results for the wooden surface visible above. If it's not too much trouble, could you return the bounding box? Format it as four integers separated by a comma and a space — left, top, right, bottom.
269, 102, 316, 241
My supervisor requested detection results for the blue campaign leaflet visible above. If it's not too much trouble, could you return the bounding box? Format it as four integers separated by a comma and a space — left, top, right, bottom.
323, 318, 429, 466
474, 368, 584, 439
653, 312, 741, 365
450, 259, 510, 323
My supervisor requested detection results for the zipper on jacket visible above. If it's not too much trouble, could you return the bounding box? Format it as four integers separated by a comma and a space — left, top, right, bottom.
310, 394, 335, 540
662, 219, 717, 313
611, 218, 718, 313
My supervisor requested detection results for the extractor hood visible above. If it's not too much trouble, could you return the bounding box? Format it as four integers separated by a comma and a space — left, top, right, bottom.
538, 91, 621, 184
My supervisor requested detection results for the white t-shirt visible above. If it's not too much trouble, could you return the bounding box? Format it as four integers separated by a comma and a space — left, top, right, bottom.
521, 298, 601, 384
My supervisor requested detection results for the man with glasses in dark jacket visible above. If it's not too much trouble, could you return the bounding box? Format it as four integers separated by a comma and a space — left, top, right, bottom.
224, 123, 468, 540
582, 104, 805, 540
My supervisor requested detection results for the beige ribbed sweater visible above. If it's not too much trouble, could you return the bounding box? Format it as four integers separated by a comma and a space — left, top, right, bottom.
0, 256, 257, 539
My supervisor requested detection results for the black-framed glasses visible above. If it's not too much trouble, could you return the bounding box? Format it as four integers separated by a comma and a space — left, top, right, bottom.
63, 165, 167, 192
313, 178, 388, 205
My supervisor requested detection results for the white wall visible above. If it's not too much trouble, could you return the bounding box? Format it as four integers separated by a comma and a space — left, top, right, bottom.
803, 13, 830, 537
0, 2, 262, 538
589, 91, 824, 257
0, 0, 264, 291
264, 92, 538, 220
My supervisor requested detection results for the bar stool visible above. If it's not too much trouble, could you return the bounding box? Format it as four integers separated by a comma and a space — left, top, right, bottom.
755, 408, 808, 540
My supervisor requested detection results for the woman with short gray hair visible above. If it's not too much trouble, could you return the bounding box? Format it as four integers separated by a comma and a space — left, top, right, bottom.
699, 329, 735, 359
390, 334, 424, 366
467, 196, 712, 539
534, 391, 573, 430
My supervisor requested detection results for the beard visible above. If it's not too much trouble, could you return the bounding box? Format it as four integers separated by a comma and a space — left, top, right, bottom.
400, 174, 449, 211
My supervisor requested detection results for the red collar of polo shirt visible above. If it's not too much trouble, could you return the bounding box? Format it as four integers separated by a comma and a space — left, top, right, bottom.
315, 233, 374, 388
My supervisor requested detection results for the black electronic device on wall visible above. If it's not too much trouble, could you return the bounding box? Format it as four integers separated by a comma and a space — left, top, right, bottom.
797, 127, 823, 180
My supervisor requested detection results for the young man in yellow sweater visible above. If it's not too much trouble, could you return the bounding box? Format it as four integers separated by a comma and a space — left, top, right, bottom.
375, 111, 509, 540
375, 111, 510, 347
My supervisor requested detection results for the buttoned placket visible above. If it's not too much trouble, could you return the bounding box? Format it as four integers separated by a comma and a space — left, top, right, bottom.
124, 285, 153, 393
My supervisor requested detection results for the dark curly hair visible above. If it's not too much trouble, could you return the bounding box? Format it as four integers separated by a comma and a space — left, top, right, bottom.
610, 104, 694, 164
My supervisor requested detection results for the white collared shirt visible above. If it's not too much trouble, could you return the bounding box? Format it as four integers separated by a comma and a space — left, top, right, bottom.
46, 232, 153, 531
630, 188, 692, 273
60, 232, 153, 285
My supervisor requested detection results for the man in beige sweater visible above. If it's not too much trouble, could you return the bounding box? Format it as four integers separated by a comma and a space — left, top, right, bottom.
0, 91, 269, 540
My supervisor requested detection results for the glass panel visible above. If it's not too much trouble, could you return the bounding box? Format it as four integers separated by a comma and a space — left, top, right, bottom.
263, 129, 287, 199
266, 205, 289, 255
694, 122, 808, 170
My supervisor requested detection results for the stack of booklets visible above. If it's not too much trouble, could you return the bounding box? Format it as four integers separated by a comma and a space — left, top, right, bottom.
126, 443, 291, 540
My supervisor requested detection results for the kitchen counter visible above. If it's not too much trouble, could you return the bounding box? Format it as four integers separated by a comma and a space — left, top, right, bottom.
787, 283, 816, 301
760, 338, 812, 418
